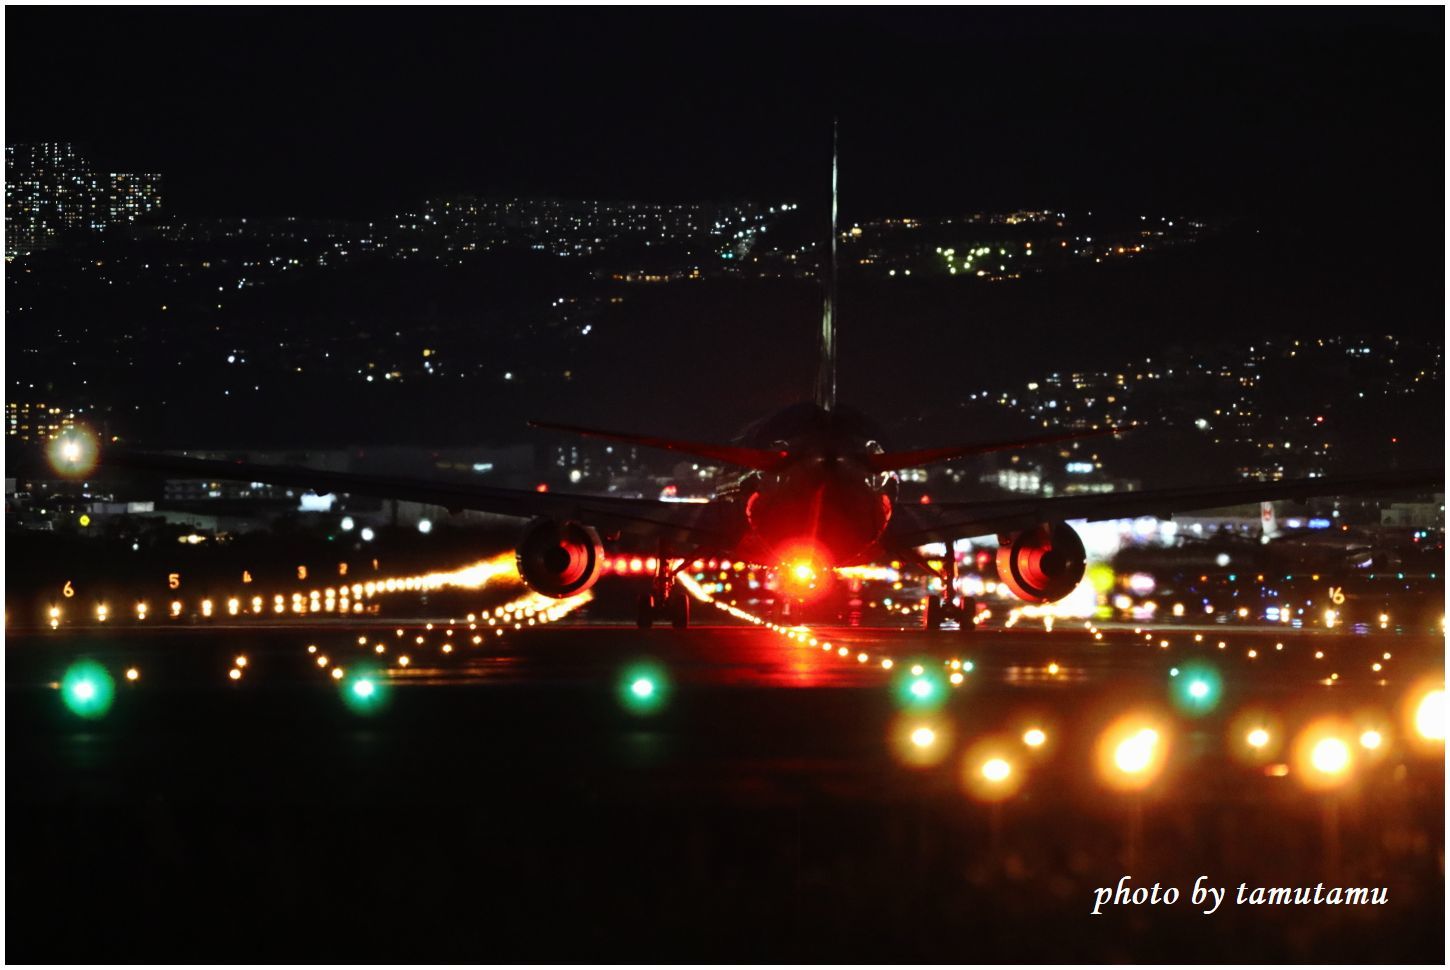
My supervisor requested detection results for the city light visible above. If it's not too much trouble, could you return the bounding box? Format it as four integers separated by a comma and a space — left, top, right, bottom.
46, 426, 99, 478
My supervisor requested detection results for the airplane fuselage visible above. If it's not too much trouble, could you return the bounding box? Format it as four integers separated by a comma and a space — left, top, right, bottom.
729, 402, 896, 568
744, 452, 894, 567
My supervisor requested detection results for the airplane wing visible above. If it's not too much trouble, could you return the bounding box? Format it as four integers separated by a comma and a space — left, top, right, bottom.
885, 467, 1444, 546
100, 449, 731, 546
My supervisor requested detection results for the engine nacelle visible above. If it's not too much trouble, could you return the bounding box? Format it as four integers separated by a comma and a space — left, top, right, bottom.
516, 518, 604, 598
995, 521, 1086, 604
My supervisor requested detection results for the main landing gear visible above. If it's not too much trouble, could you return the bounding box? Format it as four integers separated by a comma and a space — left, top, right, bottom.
924, 593, 977, 632
637, 553, 691, 630
922, 542, 976, 633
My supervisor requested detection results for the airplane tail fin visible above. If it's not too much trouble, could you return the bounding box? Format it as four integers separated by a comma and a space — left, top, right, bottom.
1260, 501, 1278, 543
527, 420, 789, 471
865, 426, 1126, 473
814, 119, 839, 413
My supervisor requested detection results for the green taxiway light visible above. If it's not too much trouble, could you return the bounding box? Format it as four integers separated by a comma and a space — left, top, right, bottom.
341, 665, 390, 715
61, 660, 115, 719
1171, 662, 1223, 716
896, 665, 947, 711
619, 662, 668, 714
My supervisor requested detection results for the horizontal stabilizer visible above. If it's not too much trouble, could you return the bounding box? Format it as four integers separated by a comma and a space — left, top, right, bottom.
528, 419, 789, 471
866, 425, 1125, 472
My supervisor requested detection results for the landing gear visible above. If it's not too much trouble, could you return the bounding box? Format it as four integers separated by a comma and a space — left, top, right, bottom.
922, 542, 976, 633
636, 592, 656, 630
667, 588, 690, 630
924, 594, 977, 632
637, 551, 692, 630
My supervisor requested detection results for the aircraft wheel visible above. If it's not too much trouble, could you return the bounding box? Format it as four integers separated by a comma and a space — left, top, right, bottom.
668, 589, 690, 630
955, 596, 977, 633
924, 595, 944, 630
636, 592, 655, 630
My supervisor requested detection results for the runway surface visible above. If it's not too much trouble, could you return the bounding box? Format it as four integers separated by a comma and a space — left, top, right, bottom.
7, 612, 1445, 962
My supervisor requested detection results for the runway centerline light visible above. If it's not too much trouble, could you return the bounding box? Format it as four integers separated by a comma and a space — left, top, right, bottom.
1023, 728, 1046, 748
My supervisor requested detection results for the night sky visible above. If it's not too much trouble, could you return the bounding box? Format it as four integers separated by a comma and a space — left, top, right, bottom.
8, 8, 1443, 226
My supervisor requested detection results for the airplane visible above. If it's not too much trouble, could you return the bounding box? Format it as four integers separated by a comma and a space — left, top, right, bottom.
89, 131, 1442, 631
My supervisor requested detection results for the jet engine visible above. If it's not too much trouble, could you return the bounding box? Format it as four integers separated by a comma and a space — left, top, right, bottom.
516, 518, 604, 598
995, 521, 1086, 604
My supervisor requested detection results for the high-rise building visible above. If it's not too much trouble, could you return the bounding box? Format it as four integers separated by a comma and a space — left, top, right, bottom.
5, 143, 162, 256
108, 172, 162, 224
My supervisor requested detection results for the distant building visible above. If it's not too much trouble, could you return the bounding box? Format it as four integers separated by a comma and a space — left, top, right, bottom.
107, 172, 163, 224
5, 401, 77, 443
5, 142, 162, 256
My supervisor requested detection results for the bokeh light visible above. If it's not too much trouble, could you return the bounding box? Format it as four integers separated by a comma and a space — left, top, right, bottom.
1170, 662, 1222, 716
1095, 712, 1171, 791
1291, 717, 1357, 791
961, 736, 1024, 801
341, 664, 390, 715
46, 426, 100, 478
889, 713, 954, 768
60, 660, 115, 719
619, 661, 668, 715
